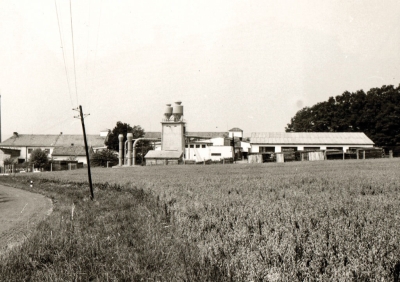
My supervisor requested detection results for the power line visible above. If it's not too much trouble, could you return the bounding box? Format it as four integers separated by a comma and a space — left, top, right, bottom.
87, 0, 102, 111
69, 0, 79, 105
54, 0, 74, 107
84, 0, 92, 102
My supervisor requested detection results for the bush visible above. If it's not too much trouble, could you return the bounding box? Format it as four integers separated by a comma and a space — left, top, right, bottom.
90, 149, 118, 167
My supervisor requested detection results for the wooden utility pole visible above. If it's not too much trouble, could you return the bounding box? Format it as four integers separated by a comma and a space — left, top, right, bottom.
74, 106, 94, 200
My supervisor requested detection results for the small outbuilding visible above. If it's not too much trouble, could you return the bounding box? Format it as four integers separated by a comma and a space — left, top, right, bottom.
52, 146, 93, 164
144, 150, 183, 166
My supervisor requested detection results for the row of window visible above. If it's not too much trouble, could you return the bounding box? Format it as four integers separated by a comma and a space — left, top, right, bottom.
259, 146, 344, 153
185, 144, 207, 148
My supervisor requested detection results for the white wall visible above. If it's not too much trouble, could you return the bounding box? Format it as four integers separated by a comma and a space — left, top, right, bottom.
185, 147, 210, 161
162, 122, 185, 153
210, 146, 233, 160
229, 131, 243, 138
240, 142, 251, 152
209, 137, 225, 146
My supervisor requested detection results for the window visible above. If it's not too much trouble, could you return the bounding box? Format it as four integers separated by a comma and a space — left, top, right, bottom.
28, 149, 33, 154
44, 149, 50, 154
190, 145, 194, 148
304, 147, 320, 151
327, 147, 342, 151
202, 145, 206, 148
185, 145, 188, 148
259, 146, 275, 153
196, 145, 200, 148
211, 153, 221, 156
282, 147, 297, 152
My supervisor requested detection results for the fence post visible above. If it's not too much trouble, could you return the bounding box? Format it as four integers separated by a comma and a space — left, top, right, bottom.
389, 150, 393, 158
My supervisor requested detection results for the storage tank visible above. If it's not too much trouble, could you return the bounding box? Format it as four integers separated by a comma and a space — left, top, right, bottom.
173, 101, 183, 121
164, 104, 173, 120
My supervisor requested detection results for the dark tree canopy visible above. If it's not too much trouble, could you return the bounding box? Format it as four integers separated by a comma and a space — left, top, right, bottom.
105, 122, 145, 151
90, 149, 119, 167
286, 84, 400, 147
29, 149, 49, 168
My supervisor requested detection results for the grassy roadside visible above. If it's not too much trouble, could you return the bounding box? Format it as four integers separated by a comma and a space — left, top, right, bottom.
0, 176, 230, 281
2, 160, 400, 280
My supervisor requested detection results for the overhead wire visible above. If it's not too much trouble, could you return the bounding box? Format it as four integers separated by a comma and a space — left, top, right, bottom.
84, 0, 92, 108
69, 0, 79, 106
54, 0, 74, 107
87, 0, 102, 111
29, 108, 77, 134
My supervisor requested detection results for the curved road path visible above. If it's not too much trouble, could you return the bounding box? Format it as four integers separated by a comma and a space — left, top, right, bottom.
0, 184, 52, 256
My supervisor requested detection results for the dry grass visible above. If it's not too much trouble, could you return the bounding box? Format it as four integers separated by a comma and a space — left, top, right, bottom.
1, 159, 400, 280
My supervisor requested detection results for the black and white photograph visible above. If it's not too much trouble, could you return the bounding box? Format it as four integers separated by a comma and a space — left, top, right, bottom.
0, 0, 399, 280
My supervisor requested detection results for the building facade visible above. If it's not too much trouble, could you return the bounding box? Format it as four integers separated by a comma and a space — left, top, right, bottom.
250, 132, 374, 154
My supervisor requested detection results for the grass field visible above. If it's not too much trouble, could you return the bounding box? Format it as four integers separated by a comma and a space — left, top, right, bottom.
1, 159, 400, 281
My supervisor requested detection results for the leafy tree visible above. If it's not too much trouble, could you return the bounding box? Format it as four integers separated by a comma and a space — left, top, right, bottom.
90, 149, 119, 167
135, 140, 154, 165
3, 157, 16, 165
105, 122, 145, 151
29, 149, 49, 168
286, 84, 400, 147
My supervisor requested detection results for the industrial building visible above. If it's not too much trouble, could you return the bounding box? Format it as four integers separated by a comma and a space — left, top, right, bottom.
249, 132, 375, 163
117, 102, 240, 166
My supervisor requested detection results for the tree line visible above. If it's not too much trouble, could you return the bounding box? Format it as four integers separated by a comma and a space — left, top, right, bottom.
286, 84, 400, 148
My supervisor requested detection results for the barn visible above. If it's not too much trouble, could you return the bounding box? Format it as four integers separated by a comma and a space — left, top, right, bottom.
249, 132, 375, 162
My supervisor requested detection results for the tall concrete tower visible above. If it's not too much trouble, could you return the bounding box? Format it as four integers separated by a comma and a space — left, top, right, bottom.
161, 101, 185, 154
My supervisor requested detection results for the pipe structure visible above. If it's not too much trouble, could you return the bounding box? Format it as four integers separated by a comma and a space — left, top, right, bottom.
132, 138, 161, 166
118, 134, 124, 166
127, 133, 133, 166
122, 138, 161, 166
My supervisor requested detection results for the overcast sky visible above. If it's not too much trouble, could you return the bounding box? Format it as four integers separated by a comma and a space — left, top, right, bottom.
0, 0, 399, 140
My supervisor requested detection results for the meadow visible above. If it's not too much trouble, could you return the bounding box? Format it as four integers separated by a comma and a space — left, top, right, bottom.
1, 159, 400, 281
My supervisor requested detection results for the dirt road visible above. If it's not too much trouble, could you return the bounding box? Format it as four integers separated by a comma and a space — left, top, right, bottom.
0, 184, 52, 255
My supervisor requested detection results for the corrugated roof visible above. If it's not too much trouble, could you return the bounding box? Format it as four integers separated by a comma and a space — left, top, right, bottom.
52, 146, 89, 156
186, 132, 228, 138
0, 134, 106, 148
145, 150, 182, 159
250, 132, 374, 145
144, 132, 161, 138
